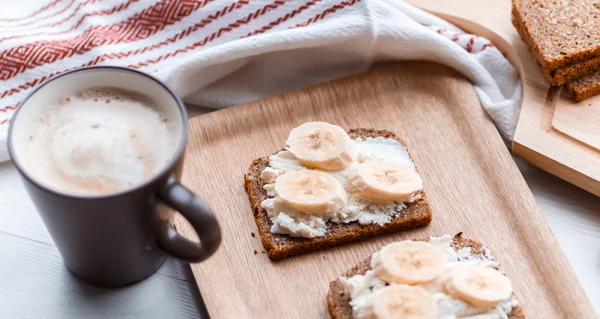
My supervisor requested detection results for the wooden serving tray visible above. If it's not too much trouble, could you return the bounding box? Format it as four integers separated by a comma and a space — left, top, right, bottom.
175, 62, 594, 318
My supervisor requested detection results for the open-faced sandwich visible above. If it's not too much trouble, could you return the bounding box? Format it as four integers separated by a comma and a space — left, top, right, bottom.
244, 122, 432, 260
327, 233, 524, 319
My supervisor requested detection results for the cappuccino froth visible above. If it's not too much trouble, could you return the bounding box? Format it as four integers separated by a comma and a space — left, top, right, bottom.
23, 88, 178, 195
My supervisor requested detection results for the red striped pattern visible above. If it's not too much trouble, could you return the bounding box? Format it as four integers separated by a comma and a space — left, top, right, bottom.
0, 69, 74, 112
84, 0, 248, 67
2, 0, 101, 31
3, 0, 77, 29
466, 37, 474, 52
0, 0, 129, 43
0, 0, 362, 124
1, 69, 63, 101
293, 0, 358, 27
0, 0, 210, 81
244, 0, 321, 37
0, 0, 64, 22
428, 25, 494, 54
0, 104, 17, 113
131, 0, 360, 69
129, 0, 289, 69
0, 0, 247, 102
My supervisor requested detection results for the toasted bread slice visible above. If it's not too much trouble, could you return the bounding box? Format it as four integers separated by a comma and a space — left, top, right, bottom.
243, 128, 432, 261
327, 233, 525, 319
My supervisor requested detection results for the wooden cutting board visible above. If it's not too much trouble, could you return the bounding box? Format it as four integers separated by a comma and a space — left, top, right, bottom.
174, 62, 594, 318
410, 0, 600, 196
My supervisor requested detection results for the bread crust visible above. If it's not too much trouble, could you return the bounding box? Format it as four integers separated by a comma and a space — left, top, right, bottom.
565, 72, 600, 102
552, 58, 600, 87
512, 0, 600, 71
243, 129, 432, 261
326, 233, 525, 319
512, 1, 600, 88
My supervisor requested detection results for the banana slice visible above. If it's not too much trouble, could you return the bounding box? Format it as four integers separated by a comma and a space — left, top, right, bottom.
370, 285, 436, 319
274, 170, 347, 216
349, 159, 422, 202
372, 241, 446, 285
445, 264, 513, 308
286, 122, 357, 170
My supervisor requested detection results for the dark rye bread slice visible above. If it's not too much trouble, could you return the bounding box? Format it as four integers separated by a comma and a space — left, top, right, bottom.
243, 128, 432, 261
550, 58, 600, 87
565, 72, 600, 102
514, 9, 600, 87
327, 233, 525, 319
512, 7, 600, 89
512, 0, 600, 76
514, 5, 600, 102
512, 5, 600, 98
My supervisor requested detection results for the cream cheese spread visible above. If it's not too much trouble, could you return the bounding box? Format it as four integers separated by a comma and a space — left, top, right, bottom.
340, 236, 519, 319
260, 137, 421, 238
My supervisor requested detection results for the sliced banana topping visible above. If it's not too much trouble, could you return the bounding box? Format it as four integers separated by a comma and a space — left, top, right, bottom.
444, 264, 513, 308
372, 241, 446, 285
349, 159, 422, 202
274, 170, 347, 217
370, 285, 436, 319
286, 122, 357, 170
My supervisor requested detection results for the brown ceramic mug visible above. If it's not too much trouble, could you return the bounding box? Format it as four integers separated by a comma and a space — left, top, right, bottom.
7, 66, 221, 287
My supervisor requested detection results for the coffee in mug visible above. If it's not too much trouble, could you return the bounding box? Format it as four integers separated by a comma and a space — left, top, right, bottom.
21, 88, 179, 196
8, 67, 221, 287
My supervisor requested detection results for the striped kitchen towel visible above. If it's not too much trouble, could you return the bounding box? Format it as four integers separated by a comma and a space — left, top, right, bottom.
0, 0, 521, 162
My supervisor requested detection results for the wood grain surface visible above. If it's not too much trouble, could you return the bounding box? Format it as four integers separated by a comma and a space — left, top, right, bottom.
553, 95, 600, 152
409, 0, 600, 196
174, 63, 594, 318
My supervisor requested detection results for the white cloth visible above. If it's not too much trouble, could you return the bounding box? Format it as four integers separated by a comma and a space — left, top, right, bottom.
0, 0, 521, 162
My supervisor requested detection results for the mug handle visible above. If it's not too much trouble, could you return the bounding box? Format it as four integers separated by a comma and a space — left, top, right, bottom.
155, 177, 221, 262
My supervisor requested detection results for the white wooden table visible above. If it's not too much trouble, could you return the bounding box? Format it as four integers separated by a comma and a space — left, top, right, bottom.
0, 162, 211, 319
1, 130, 599, 318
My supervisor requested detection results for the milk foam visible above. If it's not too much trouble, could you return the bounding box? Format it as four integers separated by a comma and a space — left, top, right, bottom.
23, 88, 178, 196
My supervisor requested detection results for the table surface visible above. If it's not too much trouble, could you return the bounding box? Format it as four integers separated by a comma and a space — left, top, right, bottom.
1, 1, 598, 316
1, 106, 599, 318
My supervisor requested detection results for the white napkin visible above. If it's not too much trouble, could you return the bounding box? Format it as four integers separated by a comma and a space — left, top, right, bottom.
0, 0, 521, 162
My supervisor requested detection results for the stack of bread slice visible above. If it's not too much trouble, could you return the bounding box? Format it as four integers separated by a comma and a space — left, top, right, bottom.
512, 0, 600, 101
